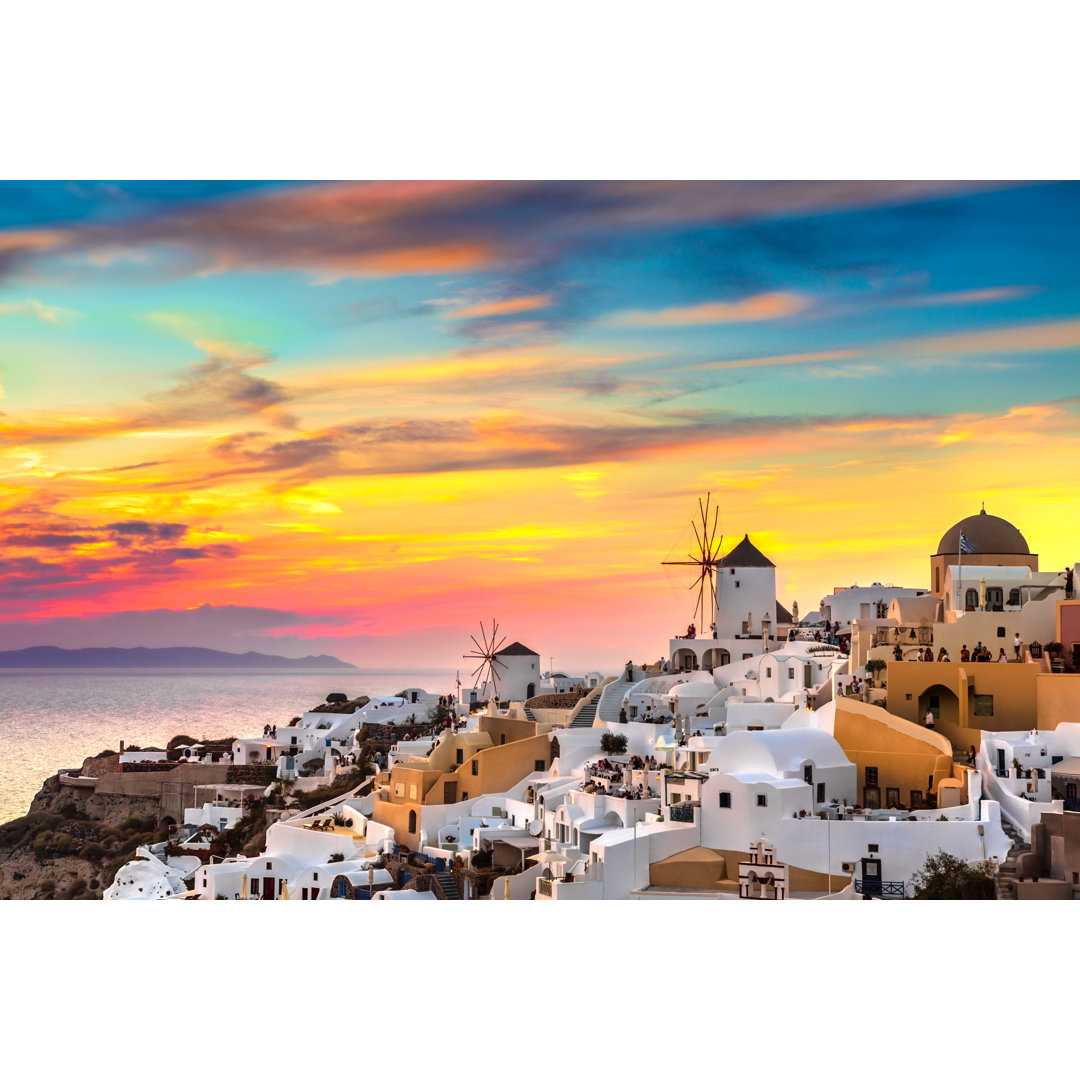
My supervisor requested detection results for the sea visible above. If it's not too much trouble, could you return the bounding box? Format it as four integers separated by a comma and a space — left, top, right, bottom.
0, 668, 458, 825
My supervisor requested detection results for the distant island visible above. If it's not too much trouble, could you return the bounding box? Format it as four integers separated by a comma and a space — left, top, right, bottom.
0, 646, 358, 670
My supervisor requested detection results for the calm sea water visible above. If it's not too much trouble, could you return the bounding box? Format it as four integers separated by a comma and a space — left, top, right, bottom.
0, 668, 457, 825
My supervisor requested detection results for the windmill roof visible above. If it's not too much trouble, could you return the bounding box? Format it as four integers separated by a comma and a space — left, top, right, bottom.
495, 641, 539, 657
719, 535, 775, 568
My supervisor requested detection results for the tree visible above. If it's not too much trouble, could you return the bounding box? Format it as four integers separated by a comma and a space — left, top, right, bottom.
910, 849, 996, 900
600, 731, 628, 755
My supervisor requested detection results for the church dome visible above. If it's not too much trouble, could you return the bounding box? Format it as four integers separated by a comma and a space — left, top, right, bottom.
936, 508, 1030, 556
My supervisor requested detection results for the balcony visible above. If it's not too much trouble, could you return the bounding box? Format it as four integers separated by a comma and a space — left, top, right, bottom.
873, 626, 933, 647
855, 879, 906, 898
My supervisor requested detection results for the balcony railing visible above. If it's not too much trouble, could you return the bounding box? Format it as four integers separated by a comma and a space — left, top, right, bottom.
855, 879, 906, 898
669, 802, 696, 822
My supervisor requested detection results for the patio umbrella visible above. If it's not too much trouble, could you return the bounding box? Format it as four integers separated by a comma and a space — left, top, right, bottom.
281, 880, 290, 901
528, 850, 572, 867
504, 876, 511, 900
241, 873, 248, 900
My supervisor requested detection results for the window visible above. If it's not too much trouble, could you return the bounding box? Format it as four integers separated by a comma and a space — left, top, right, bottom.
935, 566, 941, 593
743, 654, 753, 660
868, 844, 879, 853
997, 626, 1006, 638
471, 760, 478, 775
929, 694, 940, 711
886, 788, 900, 807
735, 580, 740, 588
986, 588, 1003, 611
875, 601, 888, 618
866, 767, 879, 786
766, 667, 772, 678
719, 792, 732, 808
500, 734, 506, 745
302, 888, 309, 900
965, 588, 978, 609
534, 760, 545, 772
910, 790, 922, 809
267, 862, 272, 870
1008, 588, 1021, 606
671, 793, 681, 803
756, 794, 768, 807
816, 782, 825, 803
408, 810, 416, 832
456, 749, 463, 765
313, 873, 318, 881
974, 694, 994, 716
788, 667, 795, 679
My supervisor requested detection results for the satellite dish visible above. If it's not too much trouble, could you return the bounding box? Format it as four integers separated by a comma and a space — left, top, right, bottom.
527, 820, 544, 837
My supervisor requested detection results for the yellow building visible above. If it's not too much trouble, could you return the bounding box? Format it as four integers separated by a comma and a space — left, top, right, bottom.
370, 715, 555, 848
832, 698, 962, 809
884, 659, 1039, 749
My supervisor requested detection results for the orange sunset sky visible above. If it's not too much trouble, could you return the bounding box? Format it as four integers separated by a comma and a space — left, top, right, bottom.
1, 180, 1079, 670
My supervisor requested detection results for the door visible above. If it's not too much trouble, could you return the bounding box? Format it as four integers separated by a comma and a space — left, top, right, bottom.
997, 748, 1006, 775
863, 786, 881, 810
443, 781, 457, 802
311, 887, 319, 900
1068, 783, 1078, 799
263, 877, 275, 900
885, 788, 900, 808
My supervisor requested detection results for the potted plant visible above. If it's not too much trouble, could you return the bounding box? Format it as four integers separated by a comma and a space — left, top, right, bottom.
866, 658, 887, 686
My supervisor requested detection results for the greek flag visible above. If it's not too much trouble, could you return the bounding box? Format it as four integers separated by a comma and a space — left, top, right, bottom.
959, 532, 975, 555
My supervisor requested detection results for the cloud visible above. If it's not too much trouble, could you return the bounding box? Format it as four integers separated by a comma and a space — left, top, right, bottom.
0, 517, 240, 609
445, 293, 553, 319
0, 298, 77, 323
889, 285, 1037, 308
0, 336, 296, 446
0, 603, 349, 654
896, 318, 1080, 357
692, 348, 860, 371
608, 291, 810, 327
0, 180, 1011, 284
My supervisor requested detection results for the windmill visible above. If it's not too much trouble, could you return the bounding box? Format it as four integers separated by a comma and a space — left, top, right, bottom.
464, 619, 507, 699
661, 492, 723, 629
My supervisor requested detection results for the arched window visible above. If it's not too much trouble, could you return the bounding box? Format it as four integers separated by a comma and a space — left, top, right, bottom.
965, 588, 979, 610
408, 810, 416, 833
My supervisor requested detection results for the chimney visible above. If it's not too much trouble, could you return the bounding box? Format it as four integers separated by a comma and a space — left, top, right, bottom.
120, 740, 125, 754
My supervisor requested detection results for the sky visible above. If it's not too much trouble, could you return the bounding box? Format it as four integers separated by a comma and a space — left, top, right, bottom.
1, 180, 1079, 671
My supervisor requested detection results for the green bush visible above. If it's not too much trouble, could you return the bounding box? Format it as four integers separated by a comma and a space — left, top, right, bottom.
600, 731, 628, 755
80, 842, 106, 863
911, 850, 996, 900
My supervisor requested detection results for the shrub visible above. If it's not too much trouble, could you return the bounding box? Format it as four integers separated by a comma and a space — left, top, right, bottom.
911, 850, 996, 900
80, 842, 106, 863
600, 732, 628, 755
328, 852, 345, 863
167, 734, 200, 752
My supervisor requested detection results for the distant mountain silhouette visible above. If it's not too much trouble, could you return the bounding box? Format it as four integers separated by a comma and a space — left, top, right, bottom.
0, 646, 358, 670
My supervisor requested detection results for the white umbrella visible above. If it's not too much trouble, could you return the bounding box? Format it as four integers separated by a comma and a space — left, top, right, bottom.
528, 850, 572, 866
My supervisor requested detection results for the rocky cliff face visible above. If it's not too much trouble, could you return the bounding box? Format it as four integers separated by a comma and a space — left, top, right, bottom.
1, 771, 167, 900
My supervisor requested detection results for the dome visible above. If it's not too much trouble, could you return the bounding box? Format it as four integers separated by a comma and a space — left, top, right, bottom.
936, 509, 1029, 556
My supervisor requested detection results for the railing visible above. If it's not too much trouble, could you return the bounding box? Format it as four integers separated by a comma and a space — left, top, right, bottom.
669, 802, 695, 822
855, 879, 906, 898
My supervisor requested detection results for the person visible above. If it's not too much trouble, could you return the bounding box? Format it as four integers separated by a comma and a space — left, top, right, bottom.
1014, 632, 1023, 660
968, 744, 977, 765
893, 644, 903, 661
960, 644, 970, 663
619, 706, 627, 724
925, 647, 934, 662
836, 679, 845, 696
937, 647, 948, 661
998, 648, 1009, 662
711, 622, 717, 639
1067, 566, 1075, 600
924, 708, 935, 729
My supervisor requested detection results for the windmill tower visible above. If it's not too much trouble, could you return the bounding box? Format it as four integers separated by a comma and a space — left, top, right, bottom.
661, 492, 723, 631
464, 619, 507, 702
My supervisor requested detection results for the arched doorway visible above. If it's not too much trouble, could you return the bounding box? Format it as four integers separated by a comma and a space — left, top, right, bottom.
703, 647, 730, 672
